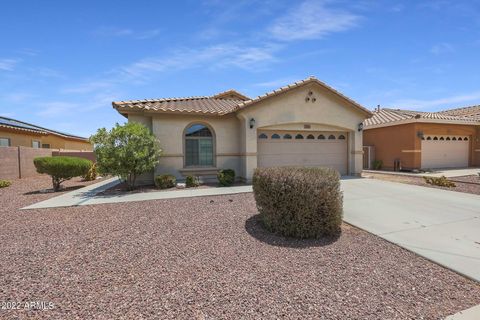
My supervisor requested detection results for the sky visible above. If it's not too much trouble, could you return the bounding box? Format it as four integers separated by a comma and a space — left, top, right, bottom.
1, 0, 479, 137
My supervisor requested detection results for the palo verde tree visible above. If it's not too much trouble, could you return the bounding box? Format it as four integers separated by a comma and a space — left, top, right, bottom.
90, 122, 162, 190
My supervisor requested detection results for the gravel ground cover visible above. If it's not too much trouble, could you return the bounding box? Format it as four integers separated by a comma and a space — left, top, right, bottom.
363, 172, 480, 195
1, 176, 479, 319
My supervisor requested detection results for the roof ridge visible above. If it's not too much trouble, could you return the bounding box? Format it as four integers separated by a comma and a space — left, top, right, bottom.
0, 116, 88, 140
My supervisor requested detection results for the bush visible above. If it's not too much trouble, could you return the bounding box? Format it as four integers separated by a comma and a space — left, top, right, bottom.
34, 156, 92, 191
0, 180, 11, 188
372, 160, 383, 170
423, 176, 456, 188
82, 162, 98, 181
253, 167, 343, 239
155, 174, 176, 189
217, 169, 235, 186
185, 175, 200, 188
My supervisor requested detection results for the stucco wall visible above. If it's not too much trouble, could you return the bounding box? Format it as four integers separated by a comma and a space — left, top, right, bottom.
0, 127, 92, 150
237, 82, 367, 179
363, 122, 480, 170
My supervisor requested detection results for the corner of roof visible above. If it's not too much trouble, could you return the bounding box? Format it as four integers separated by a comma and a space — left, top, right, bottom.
212, 89, 250, 101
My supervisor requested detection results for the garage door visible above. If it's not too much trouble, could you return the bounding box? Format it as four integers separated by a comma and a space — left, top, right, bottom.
257, 131, 348, 175
421, 135, 469, 169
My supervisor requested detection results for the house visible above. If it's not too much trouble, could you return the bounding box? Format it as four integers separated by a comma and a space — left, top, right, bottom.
0, 116, 92, 150
363, 106, 480, 171
112, 76, 372, 183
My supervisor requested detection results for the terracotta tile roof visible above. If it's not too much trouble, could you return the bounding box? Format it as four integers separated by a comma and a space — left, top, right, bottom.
0, 116, 88, 140
113, 76, 372, 117
234, 76, 372, 116
438, 105, 480, 120
113, 96, 244, 116
364, 108, 479, 128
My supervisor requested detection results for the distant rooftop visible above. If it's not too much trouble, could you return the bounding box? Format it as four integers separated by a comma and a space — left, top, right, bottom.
0, 116, 88, 140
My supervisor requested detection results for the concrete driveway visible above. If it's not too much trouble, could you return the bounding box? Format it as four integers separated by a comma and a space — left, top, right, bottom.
342, 178, 480, 282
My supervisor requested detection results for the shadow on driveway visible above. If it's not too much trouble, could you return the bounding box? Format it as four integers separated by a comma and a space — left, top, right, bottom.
244, 214, 340, 249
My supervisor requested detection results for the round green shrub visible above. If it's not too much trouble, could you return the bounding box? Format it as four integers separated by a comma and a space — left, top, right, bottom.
0, 179, 11, 188
155, 174, 177, 189
34, 156, 92, 191
217, 169, 235, 186
185, 175, 199, 188
252, 167, 343, 238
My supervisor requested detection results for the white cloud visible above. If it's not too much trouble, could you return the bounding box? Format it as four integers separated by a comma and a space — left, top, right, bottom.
430, 42, 455, 55
0, 59, 19, 71
269, 0, 360, 41
36, 101, 79, 117
94, 27, 161, 40
390, 91, 480, 110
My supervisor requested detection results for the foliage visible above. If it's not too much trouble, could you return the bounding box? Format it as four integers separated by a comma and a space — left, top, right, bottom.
90, 122, 162, 190
217, 169, 235, 186
34, 156, 92, 191
155, 174, 177, 189
0, 179, 11, 188
252, 167, 343, 239
372, 160, 383, 170
82, 162, 98, 181
423, 176, 456, 188
185, 175, 200, 188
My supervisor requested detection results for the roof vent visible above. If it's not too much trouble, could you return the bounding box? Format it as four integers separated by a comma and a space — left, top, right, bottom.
415, 114, 421, 119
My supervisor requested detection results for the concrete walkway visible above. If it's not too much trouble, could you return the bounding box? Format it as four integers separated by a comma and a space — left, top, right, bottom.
364, 168, 480, 178
22, 178, 253, 209
342, 178, 480, 282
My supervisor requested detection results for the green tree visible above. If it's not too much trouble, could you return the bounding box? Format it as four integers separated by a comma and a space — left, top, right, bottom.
34, 156, 92, 191
90, 122, 162, 189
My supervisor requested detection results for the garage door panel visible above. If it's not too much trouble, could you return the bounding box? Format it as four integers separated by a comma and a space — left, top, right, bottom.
421, 139, 469, 169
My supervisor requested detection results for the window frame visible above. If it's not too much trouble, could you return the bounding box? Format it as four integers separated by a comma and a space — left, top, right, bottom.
183, 122, 216, 168
0, 137, 11, 147
32, 140, 41, 148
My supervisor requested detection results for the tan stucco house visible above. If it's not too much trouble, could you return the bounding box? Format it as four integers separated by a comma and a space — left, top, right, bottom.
363, 106, 480, 171
113, 77, 372, 183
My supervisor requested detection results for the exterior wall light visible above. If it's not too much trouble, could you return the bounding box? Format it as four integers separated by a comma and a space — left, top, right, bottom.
417, 131, 424, 139
249, 118, 256, 129
358, 122, 364, 132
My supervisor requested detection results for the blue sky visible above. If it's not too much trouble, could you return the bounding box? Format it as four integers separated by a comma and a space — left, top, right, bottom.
1, 0, 479, 137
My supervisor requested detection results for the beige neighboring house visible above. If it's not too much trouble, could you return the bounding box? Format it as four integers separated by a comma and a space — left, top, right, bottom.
112, 77, 372, 183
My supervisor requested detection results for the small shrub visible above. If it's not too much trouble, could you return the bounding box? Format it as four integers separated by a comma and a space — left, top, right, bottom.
372, 160, 383, 170
217, 169, 235, 186
82, 162, 98, 181
155, 174, 176, 189
34, 156, 92, 191
185, 175, 200, 188
0, 180, 11, 188
253, 167, 343, 239
423, 176, 456, 188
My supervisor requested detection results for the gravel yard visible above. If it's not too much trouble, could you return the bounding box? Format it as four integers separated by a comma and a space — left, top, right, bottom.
1, 176, 479, 319
363, 172, 480, 195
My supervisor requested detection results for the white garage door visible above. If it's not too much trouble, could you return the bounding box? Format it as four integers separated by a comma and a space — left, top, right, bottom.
257, 131, 348, 175
421, 135, 469, 169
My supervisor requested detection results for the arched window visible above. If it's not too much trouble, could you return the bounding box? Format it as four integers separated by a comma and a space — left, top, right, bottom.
185, 123, 214, 167
328, 135, 336, 140
271, 133, 280, 139
318, 134, 325, 140
338, 135, 346, 140
439, 137, 444, 140
307, 134, 315, 139
426, 136, 432, 140
295, 134, 304, 139
258, 133, 268, 139
433, 136, 438, 140
283, 134, 292, 139
446, 137, 451, 140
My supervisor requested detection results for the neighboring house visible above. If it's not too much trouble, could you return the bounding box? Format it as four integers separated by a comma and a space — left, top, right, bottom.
0, 116, 92, 150
113, 76, 372, 183
363, 107, 480, 170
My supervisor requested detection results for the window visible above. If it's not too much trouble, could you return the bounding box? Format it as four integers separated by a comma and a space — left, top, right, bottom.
184, 124, 214, 167
426, 136, 432, 140
464, 137, 469, 141
32, 140, 41, 148
446, 137, 451, 140
295, 134, 304, 139
328, 135, 336, 140
439, 137, 444, 140
318, 134, 325, 140
42, 144, 51, 148
452, 137, 457, 141
271, 133, 280, 139
258, 133, 268, 139
338, 135, 346, 140
283, 134, 292, 139
306, 134, 315, 139
433, 136, 438, 140
0, 137, 10, 147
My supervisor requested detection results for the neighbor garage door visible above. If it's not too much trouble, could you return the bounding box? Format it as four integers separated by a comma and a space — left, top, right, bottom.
257, 131, 348, 175
421, 135, 469, 169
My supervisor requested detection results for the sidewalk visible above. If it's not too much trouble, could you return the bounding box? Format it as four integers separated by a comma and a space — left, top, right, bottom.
363, 168, 480, 178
